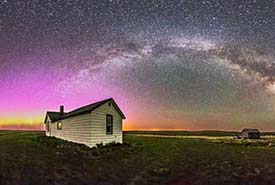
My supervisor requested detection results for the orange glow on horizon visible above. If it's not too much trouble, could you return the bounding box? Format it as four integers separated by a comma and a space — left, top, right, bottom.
2, 115, 274, 132
0, 113, 43, 130
0, 117, 42, 125
122, 120, 190, 131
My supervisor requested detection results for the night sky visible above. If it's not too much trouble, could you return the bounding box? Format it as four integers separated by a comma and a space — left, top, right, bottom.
1, 0, 275, 130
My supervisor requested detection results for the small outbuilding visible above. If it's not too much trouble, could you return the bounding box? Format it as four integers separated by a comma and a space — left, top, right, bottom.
240, 128, 260, 139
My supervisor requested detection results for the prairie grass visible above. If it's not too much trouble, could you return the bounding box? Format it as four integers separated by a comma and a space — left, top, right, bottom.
1, 130, 275, 185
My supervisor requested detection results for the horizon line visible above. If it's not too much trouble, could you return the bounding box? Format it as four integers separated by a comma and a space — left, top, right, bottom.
1, 129, 275, 132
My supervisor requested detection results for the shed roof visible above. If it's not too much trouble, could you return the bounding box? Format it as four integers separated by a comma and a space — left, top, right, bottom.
44, 98, 126, 123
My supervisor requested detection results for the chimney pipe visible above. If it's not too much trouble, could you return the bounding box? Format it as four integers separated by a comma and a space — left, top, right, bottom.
60, 105, 64, 115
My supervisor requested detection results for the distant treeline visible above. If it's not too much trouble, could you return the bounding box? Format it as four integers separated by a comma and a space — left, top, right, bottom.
124, 130, 275, 136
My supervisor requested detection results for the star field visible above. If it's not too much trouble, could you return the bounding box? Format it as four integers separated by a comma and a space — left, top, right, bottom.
0, 0, 275, 130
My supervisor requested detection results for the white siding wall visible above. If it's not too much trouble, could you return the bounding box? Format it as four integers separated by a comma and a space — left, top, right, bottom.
45, 116, 51, 137
49, 113, 93, 147
45, 124, 50, 136
90, 101, 123, 146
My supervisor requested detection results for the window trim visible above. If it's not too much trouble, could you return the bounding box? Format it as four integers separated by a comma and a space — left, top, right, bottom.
57, 122, 62, 130
106, 114, 113, 135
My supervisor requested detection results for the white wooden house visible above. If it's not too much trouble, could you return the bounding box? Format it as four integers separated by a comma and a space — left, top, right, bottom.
43, 98, 126, 147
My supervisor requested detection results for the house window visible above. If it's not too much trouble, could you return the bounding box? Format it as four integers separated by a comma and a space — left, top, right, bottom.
57, 122, 62, 130
108, 102, 111, 107
106, 115, 113, 135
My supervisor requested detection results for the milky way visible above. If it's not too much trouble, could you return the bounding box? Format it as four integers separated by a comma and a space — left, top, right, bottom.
0, 0, 275, 130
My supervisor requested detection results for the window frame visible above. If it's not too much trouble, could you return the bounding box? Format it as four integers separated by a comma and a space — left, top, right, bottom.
57, 122, 62, 130
106, 114, 113, 135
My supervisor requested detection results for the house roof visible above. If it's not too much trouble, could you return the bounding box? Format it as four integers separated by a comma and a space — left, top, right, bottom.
44, 111, 63, 123
241, 128, 260, 134
44, 98, 126, 123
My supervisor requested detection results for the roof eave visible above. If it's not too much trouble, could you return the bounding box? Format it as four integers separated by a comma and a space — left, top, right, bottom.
43, 113, 51, 124
43, 98, 126, 122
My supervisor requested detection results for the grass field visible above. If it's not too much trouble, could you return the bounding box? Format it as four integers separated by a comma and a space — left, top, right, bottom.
1, 131, 275, 185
